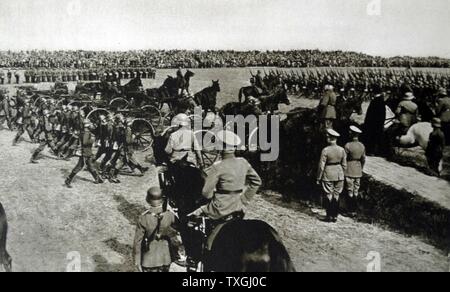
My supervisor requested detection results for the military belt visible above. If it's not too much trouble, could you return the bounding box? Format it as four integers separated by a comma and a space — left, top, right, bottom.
216, 190, 243, 195
326, 162, 341, 166
173, 149, 190, 152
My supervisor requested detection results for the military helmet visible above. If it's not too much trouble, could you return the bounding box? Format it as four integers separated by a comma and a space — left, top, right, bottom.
172, 113, 190, 127
216, 130, 242, 152
146, 187, 163, 207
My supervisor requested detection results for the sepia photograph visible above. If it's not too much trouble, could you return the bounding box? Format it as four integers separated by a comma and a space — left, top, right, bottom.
0, 0, 449, 276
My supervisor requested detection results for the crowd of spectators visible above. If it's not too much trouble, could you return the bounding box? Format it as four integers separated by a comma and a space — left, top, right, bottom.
0, 49, 449, 69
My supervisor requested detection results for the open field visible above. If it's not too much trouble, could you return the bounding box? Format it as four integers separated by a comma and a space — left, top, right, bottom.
0, 129, 448, 272
0, 67, 449, 272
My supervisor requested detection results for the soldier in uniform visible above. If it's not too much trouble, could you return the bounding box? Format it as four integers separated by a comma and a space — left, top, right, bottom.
318, 85, 338, 130
165, 114, 204, 167
344, 126, 366, 217
65, 119, 104, 188
188, 130, 262, 252
109, 118, 149, 182
24, 71, 30, 83
435, 88, 450, 144
7, 70, 12, 84
30, 109, 58, 164
317, 129, 347, 223
254, 70, 268, 96
13, 97, 34, 145
0, 71, 5, 84
14, 71, 19, 84
93, 115, 111, 166
395, 92, 419, 135
425, 118, 446, 177
133, 187, 181, 272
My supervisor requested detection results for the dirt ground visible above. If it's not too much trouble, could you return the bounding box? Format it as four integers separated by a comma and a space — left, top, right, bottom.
0, 68, 449, 272
0, 129, 448, 272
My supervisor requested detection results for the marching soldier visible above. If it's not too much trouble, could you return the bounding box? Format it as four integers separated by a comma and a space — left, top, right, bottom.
164, 114, 204, 168
344, 126, 366, 217
97, 114, 116, 176
425, 118, 446, 177
0, 71, 4, 85
13, 98, 34, 145
30, 109, 58, 164
133, 187, 181, 272
93, 115, 111, 167
109, 118, 149, 182
65, 119, 104, 188
317, 129, 347, 223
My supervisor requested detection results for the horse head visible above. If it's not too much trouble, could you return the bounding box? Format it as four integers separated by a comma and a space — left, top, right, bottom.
212, 80, 221, 92
185, 70, 195, 79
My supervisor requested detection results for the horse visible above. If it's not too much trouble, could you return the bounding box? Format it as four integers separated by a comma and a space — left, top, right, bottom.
194, 80, 221, 113
239, 86, 261, 104
151, 138, 295, 272
122, 77, 143, 94
0, 203, 12, 272
258, 87, 290, 113
398, 122, 433, 150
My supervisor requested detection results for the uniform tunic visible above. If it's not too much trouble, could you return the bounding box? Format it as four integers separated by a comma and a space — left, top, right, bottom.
344, 140, 366, 197
133, 206, 177, 269
201, 156, 262, 220
165, 127, 201, 166
396, 100, 418, 128
317, 144, 347, 199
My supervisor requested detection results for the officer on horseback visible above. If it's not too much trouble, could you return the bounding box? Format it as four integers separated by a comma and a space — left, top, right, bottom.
254, 70, 268, 96
165, 114, 204, 168
187, 130, 262, 250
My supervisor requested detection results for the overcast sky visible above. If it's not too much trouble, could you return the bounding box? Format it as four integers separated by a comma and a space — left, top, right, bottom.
0, 0, 449, 57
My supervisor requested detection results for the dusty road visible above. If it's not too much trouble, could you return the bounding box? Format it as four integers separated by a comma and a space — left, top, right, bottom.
0, 129, 448, 272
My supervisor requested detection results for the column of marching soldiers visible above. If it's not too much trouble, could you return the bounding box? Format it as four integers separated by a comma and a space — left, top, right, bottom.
0, 89, 149, 188
0, 68, 156, 84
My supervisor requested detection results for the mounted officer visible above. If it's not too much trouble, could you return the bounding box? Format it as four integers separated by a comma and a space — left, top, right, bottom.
165, 114, 204, 168
318, 85, 338, 130
254, 70, 268, 96
395, 92, 419, 135
188, 130, 262, 252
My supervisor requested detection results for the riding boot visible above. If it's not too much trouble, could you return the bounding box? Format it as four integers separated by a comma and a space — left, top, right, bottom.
324, 198, 332, 222
333, 198, 340, 221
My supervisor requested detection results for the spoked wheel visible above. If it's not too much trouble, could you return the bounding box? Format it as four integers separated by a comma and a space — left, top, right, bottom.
109, 98, 129, 111
86, 108, 112, 125
141, 105, 163, 129
131, 119, 155, 152
195, 130, 220, 169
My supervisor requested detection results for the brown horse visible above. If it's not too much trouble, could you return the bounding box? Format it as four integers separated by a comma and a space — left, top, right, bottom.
0, 203, 12, 272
